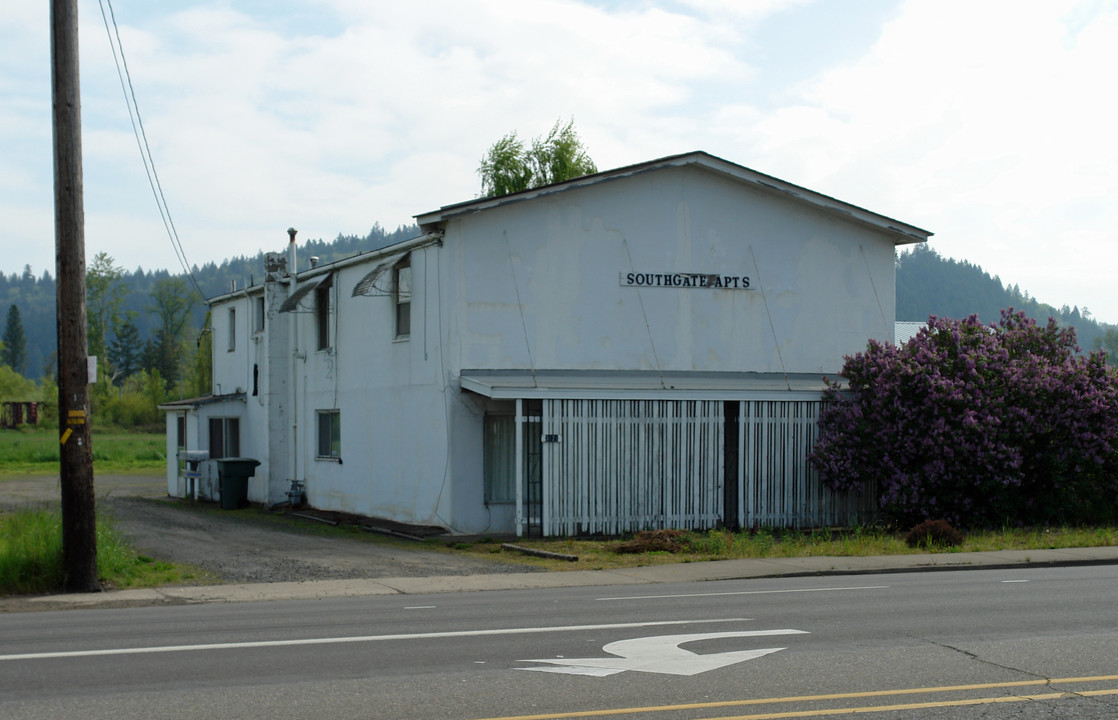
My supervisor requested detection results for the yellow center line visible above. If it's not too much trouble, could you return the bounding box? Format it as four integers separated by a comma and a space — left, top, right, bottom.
711, 689, 1118, 720
470, 675, 1118, 720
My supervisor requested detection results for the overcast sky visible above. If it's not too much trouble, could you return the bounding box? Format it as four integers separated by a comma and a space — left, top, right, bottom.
4, 1, 1116, 322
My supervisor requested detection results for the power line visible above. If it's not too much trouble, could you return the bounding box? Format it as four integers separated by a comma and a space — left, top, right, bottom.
97, 0, 207, 302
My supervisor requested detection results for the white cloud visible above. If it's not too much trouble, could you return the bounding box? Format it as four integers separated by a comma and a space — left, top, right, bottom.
5, 0, 1117, 322
737, 0, 1118, 317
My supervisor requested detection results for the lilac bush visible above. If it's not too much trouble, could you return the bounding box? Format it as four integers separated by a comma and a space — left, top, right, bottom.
810, 310, 1118, 527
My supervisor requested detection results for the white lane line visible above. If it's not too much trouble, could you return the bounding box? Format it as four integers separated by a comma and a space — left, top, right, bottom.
1002, 580, 1030, 583
598, 586, 889, 601
0, 618, 751, 662
404, 605, 437, 609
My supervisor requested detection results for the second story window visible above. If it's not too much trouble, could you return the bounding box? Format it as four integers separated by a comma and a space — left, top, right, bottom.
315, 278, 333, 350
394, 259, 411, 339
227, 308, 236, 351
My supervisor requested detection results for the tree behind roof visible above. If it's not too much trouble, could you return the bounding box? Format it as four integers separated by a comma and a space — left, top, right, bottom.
478, 118, 597, 197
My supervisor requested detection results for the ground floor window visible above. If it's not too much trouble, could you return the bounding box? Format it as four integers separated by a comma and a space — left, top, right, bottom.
317, 410, 341, 459
483, 413, 515, 503
208, 417, 240, 458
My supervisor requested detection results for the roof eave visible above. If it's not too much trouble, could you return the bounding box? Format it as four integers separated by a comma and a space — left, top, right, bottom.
415, 151, 932, 246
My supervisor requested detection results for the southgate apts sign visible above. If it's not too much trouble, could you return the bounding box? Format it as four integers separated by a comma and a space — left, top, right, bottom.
621, 272, 752, 289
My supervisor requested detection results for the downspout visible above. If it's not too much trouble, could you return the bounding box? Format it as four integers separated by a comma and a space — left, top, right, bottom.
288, 228, 299, 497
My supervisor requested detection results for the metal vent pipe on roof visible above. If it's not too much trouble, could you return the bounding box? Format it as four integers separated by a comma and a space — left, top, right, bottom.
287, 227, 297, 281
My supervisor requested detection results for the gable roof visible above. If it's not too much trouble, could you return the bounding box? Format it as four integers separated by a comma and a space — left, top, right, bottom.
416, 151, 932, 246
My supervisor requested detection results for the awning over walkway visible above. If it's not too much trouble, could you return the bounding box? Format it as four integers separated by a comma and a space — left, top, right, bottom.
459, 369, 839, 401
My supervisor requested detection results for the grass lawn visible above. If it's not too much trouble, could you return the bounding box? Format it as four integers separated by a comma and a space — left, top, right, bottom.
0, 426, 165, 475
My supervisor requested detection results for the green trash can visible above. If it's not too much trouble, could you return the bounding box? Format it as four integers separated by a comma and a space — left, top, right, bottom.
215, 458, 260, 510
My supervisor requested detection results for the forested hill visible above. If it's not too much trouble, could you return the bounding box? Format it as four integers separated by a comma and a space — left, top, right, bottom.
0, 224, 415, 380
896, 244, 1107, 353
0, 230, 1113, 382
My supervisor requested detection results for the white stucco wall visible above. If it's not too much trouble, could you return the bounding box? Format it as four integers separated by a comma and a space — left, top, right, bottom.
211, 293, 258, 398
442, 166, 896, 378
279, 253, 456, 526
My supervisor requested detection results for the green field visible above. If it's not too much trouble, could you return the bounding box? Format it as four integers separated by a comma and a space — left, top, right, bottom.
0, 427, 165, 475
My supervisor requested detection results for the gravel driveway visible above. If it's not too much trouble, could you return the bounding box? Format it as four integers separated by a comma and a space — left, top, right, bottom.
1, 474, 536, 585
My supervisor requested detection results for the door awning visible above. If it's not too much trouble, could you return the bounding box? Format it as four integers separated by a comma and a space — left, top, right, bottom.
278, 272, 332, 313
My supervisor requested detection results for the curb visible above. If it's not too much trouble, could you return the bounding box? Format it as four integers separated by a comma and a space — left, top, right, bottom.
8, 546, 1118, 613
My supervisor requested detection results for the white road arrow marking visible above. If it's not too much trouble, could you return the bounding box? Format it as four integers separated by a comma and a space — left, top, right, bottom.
518, 629, 809, 677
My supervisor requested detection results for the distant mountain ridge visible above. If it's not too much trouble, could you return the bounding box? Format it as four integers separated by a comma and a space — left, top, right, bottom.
0, 224, 416, 380
896, 243, 1107, 352
0, 232, 1111, 381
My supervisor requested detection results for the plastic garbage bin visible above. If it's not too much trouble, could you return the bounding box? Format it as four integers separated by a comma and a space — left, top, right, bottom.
215, 458, 260, 510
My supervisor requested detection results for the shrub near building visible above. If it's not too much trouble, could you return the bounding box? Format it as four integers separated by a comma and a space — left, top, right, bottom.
810, 310, 1118, 528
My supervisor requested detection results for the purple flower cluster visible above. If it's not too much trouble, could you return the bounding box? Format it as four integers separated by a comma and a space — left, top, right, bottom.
810, 310, 1118, 527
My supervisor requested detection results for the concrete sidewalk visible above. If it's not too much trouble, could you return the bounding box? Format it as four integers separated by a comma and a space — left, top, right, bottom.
19, 544, 1118, 611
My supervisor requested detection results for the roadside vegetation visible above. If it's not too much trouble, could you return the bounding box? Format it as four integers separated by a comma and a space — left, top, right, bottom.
446, 524, 1118, 572
0, 506, 205, 596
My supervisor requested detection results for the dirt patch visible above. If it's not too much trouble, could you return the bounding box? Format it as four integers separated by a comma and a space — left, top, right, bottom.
614, 529, 691, 554
1, 474, 536, 586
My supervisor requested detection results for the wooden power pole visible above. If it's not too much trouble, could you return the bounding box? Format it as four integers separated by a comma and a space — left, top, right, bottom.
51, 0, 99, 592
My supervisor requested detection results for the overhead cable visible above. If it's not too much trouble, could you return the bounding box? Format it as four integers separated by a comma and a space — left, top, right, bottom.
97, 0, 207, 302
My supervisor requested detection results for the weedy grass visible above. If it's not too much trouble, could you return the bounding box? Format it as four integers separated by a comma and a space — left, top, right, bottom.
451, 524, 1118, 571
0, 427, 165, 475
0, 505, 205, 596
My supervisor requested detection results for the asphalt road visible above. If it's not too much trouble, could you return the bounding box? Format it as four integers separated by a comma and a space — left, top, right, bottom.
2, 564, 1116, 719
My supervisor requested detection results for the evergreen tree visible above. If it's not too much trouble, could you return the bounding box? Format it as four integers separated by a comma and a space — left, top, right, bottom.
108, 317, 142, 383
144, 277, 198, 390
1, 304, 27, 375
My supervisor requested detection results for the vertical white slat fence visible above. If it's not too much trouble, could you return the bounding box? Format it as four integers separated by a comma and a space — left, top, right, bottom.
739, 399, 874, 528
540, 399, 723, 536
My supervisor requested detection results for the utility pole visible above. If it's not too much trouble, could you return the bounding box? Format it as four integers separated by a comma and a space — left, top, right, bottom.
52, 0, 99, 592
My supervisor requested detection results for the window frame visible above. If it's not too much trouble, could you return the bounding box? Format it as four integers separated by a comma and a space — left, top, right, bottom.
227, 307, 236, 352
208, 417, 241, 459
483, 412, 516, 504
316, 409, 341, 460
394, 259, 411, 340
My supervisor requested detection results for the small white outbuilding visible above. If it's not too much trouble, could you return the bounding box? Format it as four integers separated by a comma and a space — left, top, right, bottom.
162, 151, 931, 536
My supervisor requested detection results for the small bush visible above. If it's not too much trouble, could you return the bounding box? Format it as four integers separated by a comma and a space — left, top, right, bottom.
689, 528, 733, 555
905, 518, 964, 549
